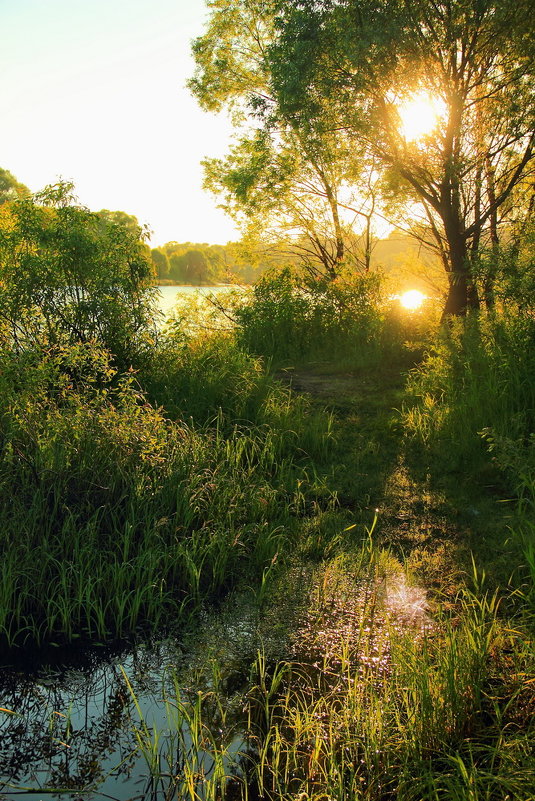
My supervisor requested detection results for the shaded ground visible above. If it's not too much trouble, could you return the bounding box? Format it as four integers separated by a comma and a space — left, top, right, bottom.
277, 363, 517, 598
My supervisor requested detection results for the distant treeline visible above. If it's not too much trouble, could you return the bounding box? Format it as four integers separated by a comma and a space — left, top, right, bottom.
1, 166, 440, 290
149, 241, 271, 285
150, 232, 442, 289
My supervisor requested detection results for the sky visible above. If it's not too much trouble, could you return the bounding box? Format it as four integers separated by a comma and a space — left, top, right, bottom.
0, 0, 239, 246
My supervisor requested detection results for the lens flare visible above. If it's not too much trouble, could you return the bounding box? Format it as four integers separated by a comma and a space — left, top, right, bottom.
400, 290, 425, 310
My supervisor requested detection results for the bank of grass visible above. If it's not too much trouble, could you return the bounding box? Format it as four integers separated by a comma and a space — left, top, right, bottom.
126, 548, 535, 801
403, 309, 535, 599
2, 269, 535, 799
403, 313, 535, 480
0, 336, 335, 647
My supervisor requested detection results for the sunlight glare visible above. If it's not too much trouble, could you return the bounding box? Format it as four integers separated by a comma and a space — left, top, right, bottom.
397, 92, 446, 141
400, 290, 425, 310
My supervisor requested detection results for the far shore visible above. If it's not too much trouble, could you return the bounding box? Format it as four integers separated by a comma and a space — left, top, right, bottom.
154, 279, 245, 287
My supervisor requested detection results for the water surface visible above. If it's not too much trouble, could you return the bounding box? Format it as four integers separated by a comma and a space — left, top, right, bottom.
156, 285, 240, 321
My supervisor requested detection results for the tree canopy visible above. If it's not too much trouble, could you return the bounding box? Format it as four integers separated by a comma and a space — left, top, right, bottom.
191, 0, 535, 314
268, 0, 535, 314
190, 0, 379, 278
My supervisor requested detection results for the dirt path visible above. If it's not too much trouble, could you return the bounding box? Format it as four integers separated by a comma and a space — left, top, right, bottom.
277, 364, 511, 597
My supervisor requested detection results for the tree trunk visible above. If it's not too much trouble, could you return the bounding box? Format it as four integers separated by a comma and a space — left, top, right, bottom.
484, 156, 499, 309
442, 270, 469, 318
441, 218, 469, 318
440, 194, 479, 318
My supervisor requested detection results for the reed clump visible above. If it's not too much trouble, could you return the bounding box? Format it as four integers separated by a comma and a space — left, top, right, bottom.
403, 313, 535, 479
123, 550, 535, 801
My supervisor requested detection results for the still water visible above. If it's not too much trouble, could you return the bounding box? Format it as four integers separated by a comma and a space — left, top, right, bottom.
0, 563, 429, 800
0, 595, 264, 801
155, 285, 240, 321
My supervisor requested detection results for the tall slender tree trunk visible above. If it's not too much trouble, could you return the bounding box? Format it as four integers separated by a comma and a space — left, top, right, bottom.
311, 158, 344, 280
441, 209, 470, 318
324, 181, 344, 278
484, 156, 499, 309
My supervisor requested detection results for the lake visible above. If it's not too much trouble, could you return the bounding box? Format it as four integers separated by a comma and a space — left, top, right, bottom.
156, 285, 241, 321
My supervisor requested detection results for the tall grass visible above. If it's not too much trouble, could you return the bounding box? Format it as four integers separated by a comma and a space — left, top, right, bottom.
0, 338, 334, 647
404, 313, 535, 477
142, 330, 274, 424
123, 549, 535, 801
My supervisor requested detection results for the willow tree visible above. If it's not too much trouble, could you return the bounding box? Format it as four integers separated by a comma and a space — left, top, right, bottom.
189, 0, 379, 278
268, 0, 535, 316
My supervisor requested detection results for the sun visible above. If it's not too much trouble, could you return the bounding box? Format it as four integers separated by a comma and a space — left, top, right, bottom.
400, 289, 426, 310
397, 92, 446, 141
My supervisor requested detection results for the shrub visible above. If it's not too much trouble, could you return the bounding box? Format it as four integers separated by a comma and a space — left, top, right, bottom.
231, 268, 383, 363
0, 182, 157, 367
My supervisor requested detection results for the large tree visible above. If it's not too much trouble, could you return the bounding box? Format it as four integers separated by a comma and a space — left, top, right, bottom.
190, 0, 379, 278
268, 0, 535, 315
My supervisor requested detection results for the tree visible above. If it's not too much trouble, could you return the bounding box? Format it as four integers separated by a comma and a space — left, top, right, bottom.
169, 249, 211, 284
151, 247, 170, 280
268, 0, 535, 316
0, 182, 157, 365
0, 167, 30, 205
190, 0, 380, 278
97, 208, 144, 236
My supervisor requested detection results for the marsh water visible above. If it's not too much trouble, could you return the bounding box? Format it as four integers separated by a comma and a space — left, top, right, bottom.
0, 563, 429, 800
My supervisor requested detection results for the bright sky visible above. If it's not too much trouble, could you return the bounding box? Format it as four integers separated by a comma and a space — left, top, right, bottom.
0, 0, 239, 246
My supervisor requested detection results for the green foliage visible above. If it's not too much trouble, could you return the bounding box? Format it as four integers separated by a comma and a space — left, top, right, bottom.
267, 0, 535, 315
143, 330, 272, 423
493, 223, 535, 313
190, 0, 380, 278
188, 0, 276, 114
231, 268, 383, 363
150, 246, 170, 279
0, 166, 30, 205
0, 182, 157, 367
169, 248, 210, 283
404, 313, 535, 480
0, 334, 334, 646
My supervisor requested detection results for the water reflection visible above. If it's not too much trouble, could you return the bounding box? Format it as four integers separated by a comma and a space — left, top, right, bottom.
0, 640, 187, 800
289, 560, 430, 680
0, 562, 430, 800
156, 285, 240, 322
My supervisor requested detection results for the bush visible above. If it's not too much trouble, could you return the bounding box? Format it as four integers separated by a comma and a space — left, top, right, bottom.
0, 182, 157, 367
231, 268, 383, 363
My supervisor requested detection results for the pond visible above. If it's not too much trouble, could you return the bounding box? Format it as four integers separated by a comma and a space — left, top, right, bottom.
0, 562, 429, 800
0, 592, 266, 801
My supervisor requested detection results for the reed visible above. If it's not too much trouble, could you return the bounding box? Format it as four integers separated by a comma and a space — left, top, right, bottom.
120, 548, 535, 801
404, 313, 535, 479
